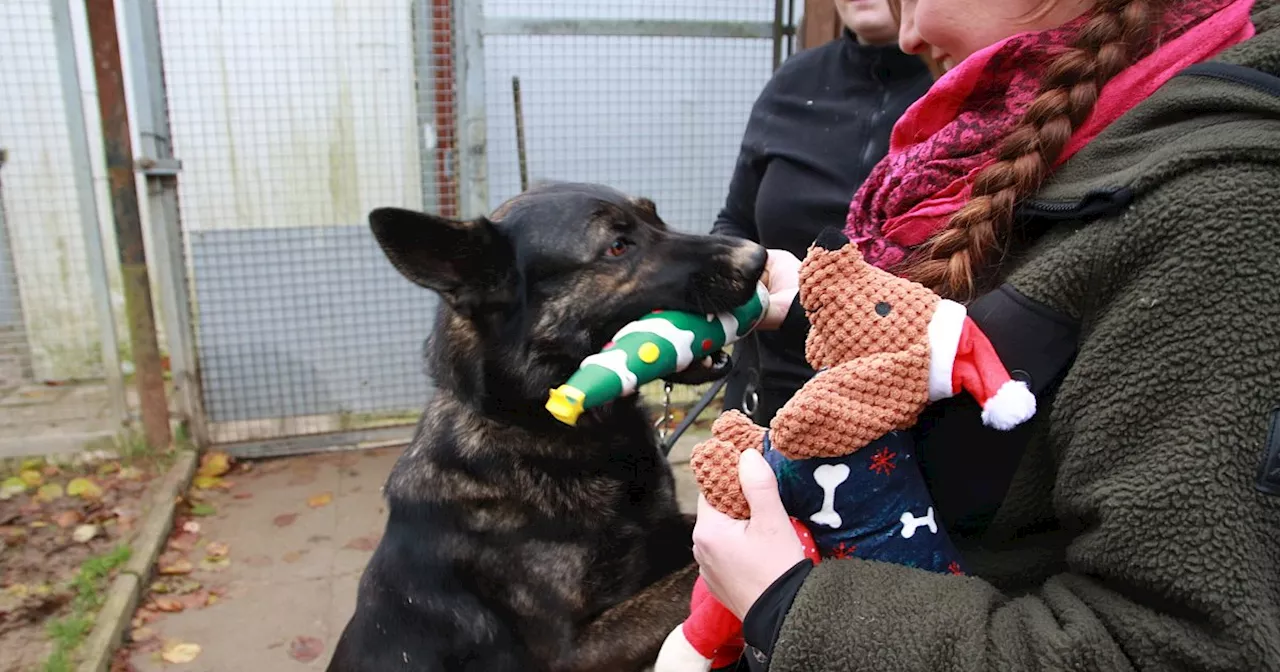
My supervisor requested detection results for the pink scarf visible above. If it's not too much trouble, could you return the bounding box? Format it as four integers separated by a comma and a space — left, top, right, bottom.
844, 0, 1256, 271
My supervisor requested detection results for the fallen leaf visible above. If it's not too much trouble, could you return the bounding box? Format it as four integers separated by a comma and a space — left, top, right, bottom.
132, 608, 159, 627
282, 550, 307, 564
131, 626, 157, 643
343, 536, 377, 552
19, 469, 43, 487
118, 466, 144, 480
198, 452, 231, 478
205, 541, 229, 559
52, 510, 83, 528
198, 556, 230, 572
181, 521, 201, 534
161, 641, 201, 663
42, 464, 61, 477
189, 502, 216, 517
272, 513, 297, 527
307, 492, 333, 508
306, 535, 332, 544
192, 475, 222, 490
205, 592, 220, 606
29, 520, 48, 529
72, 523, 99, 543
171, 579, 203, 594
35, 483, 63, 502
5, 583, 28, 597
20, 457, 45, 471
177, 590, 211, 610
149, 581, 170, 594
97, 461, 121, 476
288, 636, 325, 663
67, 477, 104, 499
152, 596, 185, 612
167, 532, 200, 553
0, 476, 27, 499
242, 554, 272, 567
159, 559, 194, 575
232, 491, 253, 500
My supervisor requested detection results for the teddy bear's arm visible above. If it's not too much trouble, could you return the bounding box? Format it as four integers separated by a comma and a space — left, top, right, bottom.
690, 437, 755, 519
770, 346, 931, 460
688, 410, 767, 520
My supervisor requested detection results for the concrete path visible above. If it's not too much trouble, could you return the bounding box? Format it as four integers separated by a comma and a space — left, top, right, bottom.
126, 431, 708, 670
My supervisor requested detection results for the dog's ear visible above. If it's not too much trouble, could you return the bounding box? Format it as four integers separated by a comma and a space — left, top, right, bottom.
369, 207, 515, 311
629, 196, 658, 218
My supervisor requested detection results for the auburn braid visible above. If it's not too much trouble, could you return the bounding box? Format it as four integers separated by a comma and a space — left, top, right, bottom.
905, 0, 1162, 300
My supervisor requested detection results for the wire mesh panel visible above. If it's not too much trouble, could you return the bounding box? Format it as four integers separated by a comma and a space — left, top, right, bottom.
484, 35, 770, 233
155, 0, 452, 445
484, 0, 776, 22
481, 1, 777, 412
0, 0, 108, 385
0, 0, 132, 457
483, 3, 775, 233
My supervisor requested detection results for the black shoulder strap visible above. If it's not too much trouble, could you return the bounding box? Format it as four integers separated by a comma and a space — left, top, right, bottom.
1179, 62, 1280, 98
915, 284, 1081, 536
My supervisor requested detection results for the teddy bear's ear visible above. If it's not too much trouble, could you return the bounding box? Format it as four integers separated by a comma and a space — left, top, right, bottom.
813, 227, 851, 251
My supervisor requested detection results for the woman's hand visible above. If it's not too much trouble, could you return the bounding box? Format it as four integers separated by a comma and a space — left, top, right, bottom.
757, 249, 802, 331
692, 449, 807, 620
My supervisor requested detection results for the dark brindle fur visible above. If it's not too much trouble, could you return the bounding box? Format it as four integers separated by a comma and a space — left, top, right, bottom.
327, 183, 766, 672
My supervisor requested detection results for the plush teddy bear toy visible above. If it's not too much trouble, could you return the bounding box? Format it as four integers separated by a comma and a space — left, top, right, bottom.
654, 228, 1037, 671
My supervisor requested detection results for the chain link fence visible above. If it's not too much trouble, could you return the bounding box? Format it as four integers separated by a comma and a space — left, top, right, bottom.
0, 0, 129, 458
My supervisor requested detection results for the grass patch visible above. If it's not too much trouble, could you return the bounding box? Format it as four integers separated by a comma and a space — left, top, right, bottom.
110, 427, 178, 473
41, 544, 132, 672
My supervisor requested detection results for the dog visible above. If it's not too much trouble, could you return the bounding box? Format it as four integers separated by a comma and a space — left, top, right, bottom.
327, 182, 767, 672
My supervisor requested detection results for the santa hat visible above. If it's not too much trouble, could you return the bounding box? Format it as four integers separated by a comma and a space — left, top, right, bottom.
926, 299, 1036, 430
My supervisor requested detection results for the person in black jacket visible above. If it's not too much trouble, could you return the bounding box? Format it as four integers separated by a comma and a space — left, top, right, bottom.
714, 0, 933, 425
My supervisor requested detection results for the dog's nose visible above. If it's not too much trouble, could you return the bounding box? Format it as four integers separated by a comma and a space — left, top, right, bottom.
729, 240, 767, 277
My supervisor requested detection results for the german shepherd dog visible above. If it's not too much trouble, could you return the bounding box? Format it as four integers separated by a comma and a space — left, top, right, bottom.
327, 182, 766, 672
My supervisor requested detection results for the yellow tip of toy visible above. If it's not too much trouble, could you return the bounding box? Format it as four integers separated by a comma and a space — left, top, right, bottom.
546, 386, 587, 426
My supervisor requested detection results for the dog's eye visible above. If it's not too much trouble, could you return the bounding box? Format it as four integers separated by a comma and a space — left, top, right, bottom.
606, 238, 630, 257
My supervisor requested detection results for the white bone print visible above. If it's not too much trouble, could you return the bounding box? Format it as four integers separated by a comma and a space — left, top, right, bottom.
809, 464, 851, 528
899, 507, 938, 538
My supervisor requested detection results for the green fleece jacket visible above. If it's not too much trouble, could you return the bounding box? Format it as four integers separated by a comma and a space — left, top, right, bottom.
768, 4, 1280, 671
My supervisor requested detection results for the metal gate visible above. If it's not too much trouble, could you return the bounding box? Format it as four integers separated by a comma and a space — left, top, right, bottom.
149, 0, 791, 456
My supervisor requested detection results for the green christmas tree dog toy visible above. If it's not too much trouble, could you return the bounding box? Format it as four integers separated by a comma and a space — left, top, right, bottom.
546, 283, 770, 426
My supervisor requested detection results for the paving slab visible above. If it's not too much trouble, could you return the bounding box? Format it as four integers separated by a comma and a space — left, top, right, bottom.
124, 430, 709, 670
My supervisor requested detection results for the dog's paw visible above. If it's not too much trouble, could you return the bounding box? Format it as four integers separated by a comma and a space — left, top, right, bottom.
711, 410, 766, 453
690, 438, 754, 519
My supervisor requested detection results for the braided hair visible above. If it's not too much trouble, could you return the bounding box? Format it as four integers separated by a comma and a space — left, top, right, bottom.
895, 0, 1163, 299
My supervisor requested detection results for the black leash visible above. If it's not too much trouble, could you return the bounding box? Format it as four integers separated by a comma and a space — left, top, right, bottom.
658, 374, 731, 457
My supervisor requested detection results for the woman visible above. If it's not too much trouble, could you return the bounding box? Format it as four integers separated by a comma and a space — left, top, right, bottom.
714, 0, 933, 426
694, 0, 1280, 669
